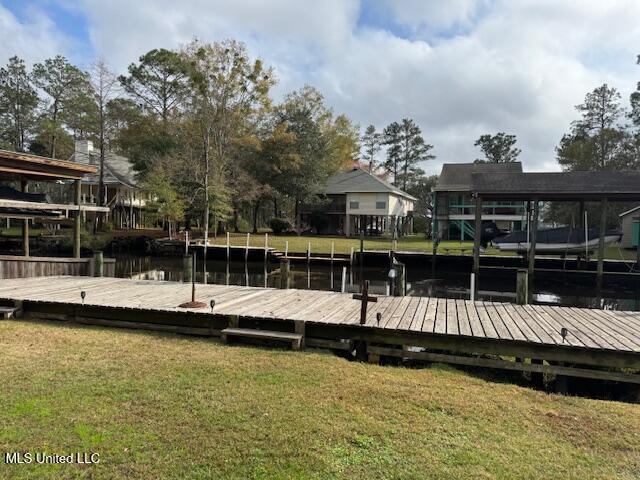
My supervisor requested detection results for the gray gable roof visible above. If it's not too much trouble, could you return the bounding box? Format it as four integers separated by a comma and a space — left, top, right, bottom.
471, 171, 640, 200
434, 162, 523, 192
324, 168, 417, 200
69, 151, 138, 188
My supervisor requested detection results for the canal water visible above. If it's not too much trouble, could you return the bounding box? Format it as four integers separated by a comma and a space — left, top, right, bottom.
114, 254, 640, 311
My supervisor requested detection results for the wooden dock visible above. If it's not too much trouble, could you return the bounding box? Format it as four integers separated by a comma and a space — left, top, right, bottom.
1, 276, 639, 384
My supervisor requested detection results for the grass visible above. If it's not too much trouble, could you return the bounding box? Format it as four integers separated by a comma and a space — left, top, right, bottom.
1, 320, 639, 479
206, 233, 640, 261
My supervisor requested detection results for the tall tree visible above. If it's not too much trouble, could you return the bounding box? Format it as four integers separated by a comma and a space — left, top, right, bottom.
89, 60, 119, 219
276, 87, 331, 230
630, 54, 640, 126
398, 118, 434, 190
182, 39, 273, 258
558, 84, 625, 171
474, 132, 521, 164
382, 121, 402, 184
325, 114, 360, 171
32, 55, 89, 158
0, 56, 38, 152
119, 48, 188, 125
361, 124, 381, 173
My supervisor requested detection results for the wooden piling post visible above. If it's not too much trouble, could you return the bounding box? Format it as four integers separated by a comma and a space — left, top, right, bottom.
307, 242, 311, 265
359, 231, 364, 290
341, 266, 347, 293
597, 197, 608, 288
226, 232, 230, 261
470, 273, 476, 301
528, 198, 539, 280
331, 242, 335, 267
392, 262, 406, 296
264, 233, 269, 262
183, 254, 192, 282
20, 181, 30, 257
473, 194, 482, 276
72, 179, 82, 259
285, 240, 289, 259
349, 246, 354, 267
245, 232, 250, 263
93, 251, 104, 277
280, 258, 291, 289
516, 269, 528, 305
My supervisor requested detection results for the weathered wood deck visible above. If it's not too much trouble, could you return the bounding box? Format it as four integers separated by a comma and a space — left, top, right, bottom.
1, 276, 640, 384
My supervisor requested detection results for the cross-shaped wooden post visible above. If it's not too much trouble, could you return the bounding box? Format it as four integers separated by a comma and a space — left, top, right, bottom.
353, 280, 377, 325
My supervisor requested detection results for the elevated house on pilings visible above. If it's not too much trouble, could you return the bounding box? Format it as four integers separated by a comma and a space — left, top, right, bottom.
432, 162, 527, 241
69, 140, 147, 229
301, 168, 416, 237
468, 170, 640, 287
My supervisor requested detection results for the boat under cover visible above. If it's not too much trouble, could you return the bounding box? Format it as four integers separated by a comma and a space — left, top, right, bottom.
492, 226, 622, 254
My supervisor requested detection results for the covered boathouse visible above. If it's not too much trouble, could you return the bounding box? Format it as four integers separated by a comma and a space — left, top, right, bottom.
468, 170, 640, 285
0, 149, 110, 278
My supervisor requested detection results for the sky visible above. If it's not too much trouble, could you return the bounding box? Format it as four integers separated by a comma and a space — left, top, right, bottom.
1, 0, 639, 174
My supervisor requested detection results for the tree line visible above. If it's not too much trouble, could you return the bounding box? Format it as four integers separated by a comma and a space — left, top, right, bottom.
0, 41, 442, 244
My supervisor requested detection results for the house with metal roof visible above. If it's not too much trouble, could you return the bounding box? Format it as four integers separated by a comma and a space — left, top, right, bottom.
69, 140, 147, 229
304, 167, 416, 236
433, 162, 527, 241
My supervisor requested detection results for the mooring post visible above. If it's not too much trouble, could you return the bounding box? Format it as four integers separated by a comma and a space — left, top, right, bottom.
516, 269, 528, 305
183, 254, 192, 282
264, 233, 269, 262
597, 196, 608, 290
473, 194, 482, 276
331, 242, 335, 268
392, 262, 406, 296
73, 179, 82, 259
191, 251, 197, 302
636, 219, 640, 269
528, 198, 539, 281
359, 231, 364, 290
280, 258, 291, 289
349, 246, 354, 267
245, 232, 250, 263
307, 242, 311, 266
93, 251, 104, 277
185, 229, 189, 255
341, 266, 347, 293
226, 231, 230, 261
470, 273, 476, 301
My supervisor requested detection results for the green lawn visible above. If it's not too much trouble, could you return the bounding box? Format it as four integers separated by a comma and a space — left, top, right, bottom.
207, 233, 640, 261
1, 320, 639, 479
209, 233, 504, 256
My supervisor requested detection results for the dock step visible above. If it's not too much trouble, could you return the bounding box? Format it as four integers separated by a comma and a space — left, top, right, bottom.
0, 307, 18, 319
221, 327, 303, 350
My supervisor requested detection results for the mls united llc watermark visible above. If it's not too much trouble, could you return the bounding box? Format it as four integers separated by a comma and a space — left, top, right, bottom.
4, 452, 100, 465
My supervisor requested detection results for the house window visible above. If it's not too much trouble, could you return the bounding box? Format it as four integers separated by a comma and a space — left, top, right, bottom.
376, 201, 386, 209
349, 201, 359, 210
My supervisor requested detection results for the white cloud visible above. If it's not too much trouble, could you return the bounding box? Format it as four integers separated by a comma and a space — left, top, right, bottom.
6, 0, 640, 175
0, 4, 71, 65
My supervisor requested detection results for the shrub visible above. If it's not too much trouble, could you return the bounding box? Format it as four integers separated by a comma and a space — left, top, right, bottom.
269, 217, 291, 235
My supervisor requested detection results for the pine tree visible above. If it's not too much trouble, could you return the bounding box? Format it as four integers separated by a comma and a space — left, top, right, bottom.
0, 56, 38, 152
361, 124, 381, 173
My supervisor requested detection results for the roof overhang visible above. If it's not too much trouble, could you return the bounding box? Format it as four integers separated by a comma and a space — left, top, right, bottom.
471, 171, 640, 202
0, 149, 97, 181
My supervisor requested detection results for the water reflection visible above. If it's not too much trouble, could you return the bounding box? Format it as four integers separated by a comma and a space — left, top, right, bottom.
115, 254, 640, 311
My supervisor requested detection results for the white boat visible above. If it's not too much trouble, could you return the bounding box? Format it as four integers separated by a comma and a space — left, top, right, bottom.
492, 226, 622, 255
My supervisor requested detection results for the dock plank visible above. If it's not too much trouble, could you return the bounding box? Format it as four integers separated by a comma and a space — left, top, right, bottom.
2, 277, 640, 363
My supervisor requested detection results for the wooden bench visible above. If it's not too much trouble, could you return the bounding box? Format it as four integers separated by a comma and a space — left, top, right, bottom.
220, 327, 304, 351
0, 306, 18, 319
